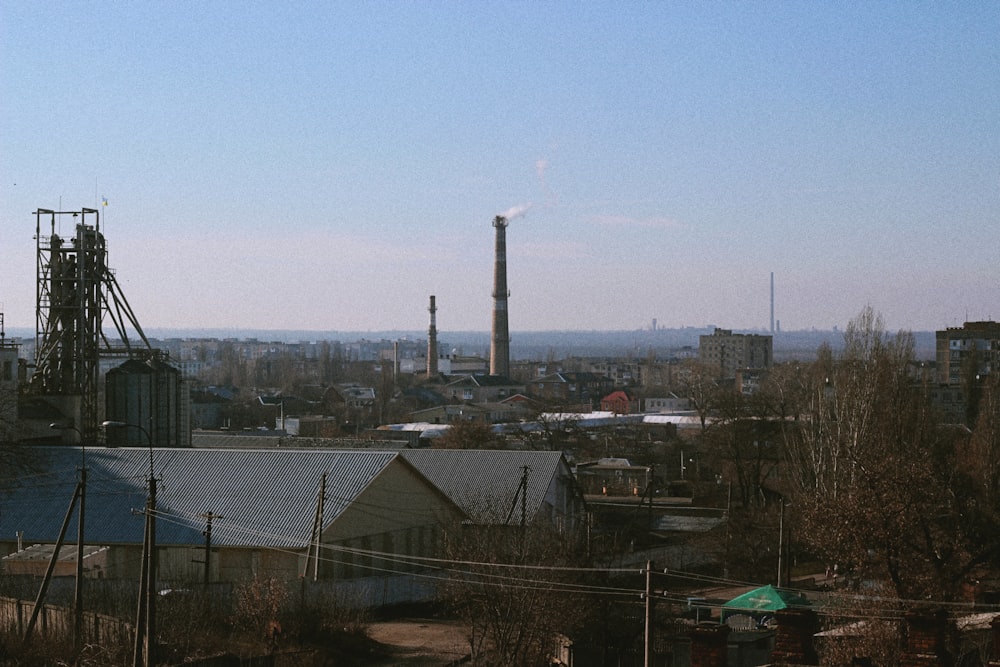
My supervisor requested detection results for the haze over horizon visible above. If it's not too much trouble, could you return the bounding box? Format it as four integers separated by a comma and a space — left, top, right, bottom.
2, 3, 997, 336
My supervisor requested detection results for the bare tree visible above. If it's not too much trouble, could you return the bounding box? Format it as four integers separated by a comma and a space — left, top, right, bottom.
677, 360, 722, 431
786, 307, 1000, 600
441, 521, 591, 667
435, 420, 505, 450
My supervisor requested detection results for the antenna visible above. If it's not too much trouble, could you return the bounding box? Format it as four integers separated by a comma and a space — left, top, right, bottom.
770, 272, 775, 334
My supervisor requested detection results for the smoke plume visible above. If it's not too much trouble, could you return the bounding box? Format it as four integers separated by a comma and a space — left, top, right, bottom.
500, 203, 532, 220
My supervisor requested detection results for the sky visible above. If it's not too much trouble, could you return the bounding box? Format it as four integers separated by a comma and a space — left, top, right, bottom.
1, 2, 998, 335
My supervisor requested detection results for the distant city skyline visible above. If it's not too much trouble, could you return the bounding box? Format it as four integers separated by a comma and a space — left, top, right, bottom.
2, 3, 997, 335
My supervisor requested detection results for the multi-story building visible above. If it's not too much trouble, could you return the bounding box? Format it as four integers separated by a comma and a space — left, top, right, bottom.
698, 328, 772, 379
935, 321, 1000, 385
590, 360, 643, 387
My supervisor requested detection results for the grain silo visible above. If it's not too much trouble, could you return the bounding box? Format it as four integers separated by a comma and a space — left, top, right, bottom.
105, 358, 189, 447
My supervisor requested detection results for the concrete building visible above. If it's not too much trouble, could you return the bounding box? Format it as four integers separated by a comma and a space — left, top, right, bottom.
699, 328, 773, 379
644, 394, 691, 413
936, 321, 1000, 385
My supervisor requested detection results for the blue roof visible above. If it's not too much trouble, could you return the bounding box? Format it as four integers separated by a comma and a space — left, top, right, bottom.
0, 447, 398, 549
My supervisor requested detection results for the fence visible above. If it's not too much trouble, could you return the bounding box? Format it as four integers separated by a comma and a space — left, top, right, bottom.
0, 595, 131, 647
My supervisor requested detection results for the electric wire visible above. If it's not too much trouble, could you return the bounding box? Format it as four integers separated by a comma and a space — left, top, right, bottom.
10, 459, 1000, 621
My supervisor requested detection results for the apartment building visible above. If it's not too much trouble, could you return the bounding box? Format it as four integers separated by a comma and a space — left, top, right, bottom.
698, 328, 772, 379
935, 321, 1000, 385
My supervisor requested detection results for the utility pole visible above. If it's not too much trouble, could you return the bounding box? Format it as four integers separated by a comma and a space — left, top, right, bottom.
133, 474, 157, 667
520, 465, 528, 530
147, 475, 157, 667
132, 503, 148, 667
644, 560, 654, 667
304, 479, 322, 579
647, 464, 655, 528
315, 473, 326, 581
724, 481, 732, 579
505, 466, 530, 528
200, 512, 222, 588
777, 498, 784, 587
103, 420, 157, 667
49, 422, 88, 651
74, 463, 86, 649
25, 480, 82, 642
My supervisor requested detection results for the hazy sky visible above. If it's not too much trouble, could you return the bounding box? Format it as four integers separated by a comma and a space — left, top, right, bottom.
2, 2, 997, 334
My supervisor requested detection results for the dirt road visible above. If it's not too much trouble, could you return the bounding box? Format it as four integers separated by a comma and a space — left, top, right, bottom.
365, 618, 470, 666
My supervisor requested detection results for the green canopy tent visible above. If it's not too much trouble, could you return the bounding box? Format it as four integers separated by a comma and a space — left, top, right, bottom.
721, 584, 810, 623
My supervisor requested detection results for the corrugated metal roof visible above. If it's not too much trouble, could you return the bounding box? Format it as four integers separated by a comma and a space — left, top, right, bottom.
642, 414, 706, 427
399, 450, 567, 525
2, 543, 108, 563
0, 447, 397, 549
191, 432, 286, 448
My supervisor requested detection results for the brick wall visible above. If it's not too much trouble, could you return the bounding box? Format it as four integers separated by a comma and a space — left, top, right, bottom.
988, 616, 1000, 667
688, 622, 730, 667
900, 609, 953, 667
771, 608, 819, 666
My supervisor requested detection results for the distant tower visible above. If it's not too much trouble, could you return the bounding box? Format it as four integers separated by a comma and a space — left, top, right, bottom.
426, 295, 438, 376
770, 272, 775, 334
490, 215, 511, 377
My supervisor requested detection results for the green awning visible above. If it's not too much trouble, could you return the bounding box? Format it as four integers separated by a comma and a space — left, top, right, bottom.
722, 584, 810, 616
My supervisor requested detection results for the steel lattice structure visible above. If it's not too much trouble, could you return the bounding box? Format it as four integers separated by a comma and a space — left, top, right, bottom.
32, 208, 155, 439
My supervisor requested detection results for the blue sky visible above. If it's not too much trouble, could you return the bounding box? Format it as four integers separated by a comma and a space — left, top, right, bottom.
2, 2, 997, 334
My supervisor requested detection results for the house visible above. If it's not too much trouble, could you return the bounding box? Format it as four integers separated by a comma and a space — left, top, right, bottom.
325, 383, 378, 431
530, 372, 613, 408
440, 374, 524, 403
600, 390, 639, 414
331, 383, 377, 409
575, 458, 651, 497
0, 447, 463, 584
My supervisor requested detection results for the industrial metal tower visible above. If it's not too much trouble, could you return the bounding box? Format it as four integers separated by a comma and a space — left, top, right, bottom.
490, 215, 511, 378
31, 208, 155, 440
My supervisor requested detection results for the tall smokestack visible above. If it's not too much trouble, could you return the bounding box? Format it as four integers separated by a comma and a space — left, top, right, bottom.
490, 215, 510, 377
770, 272, 775, 334
427, 295, 438, 376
